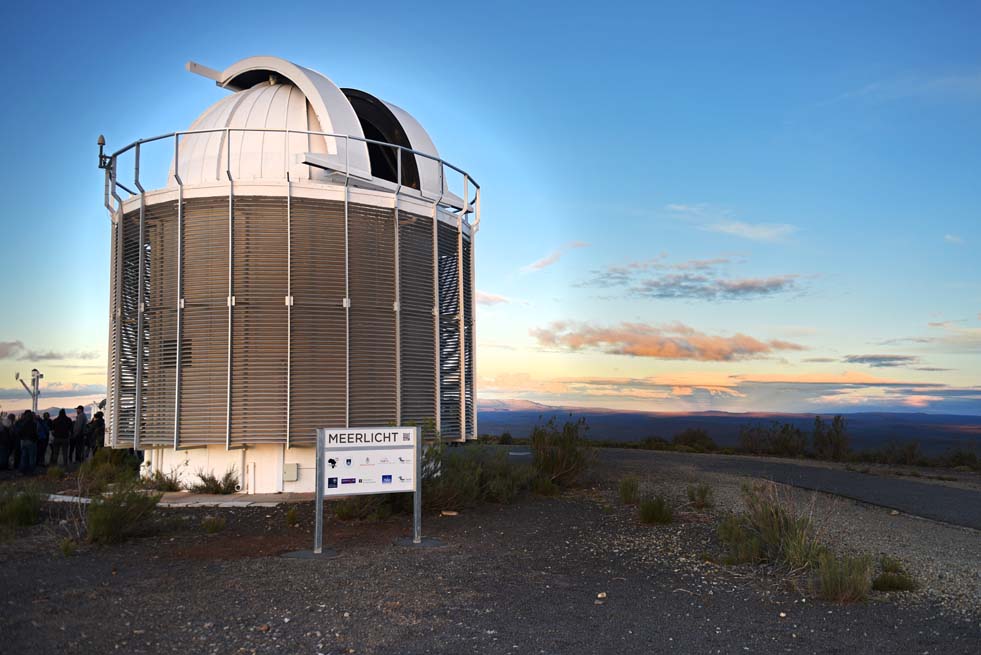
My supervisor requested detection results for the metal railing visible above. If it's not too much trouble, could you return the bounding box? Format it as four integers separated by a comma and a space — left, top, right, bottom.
101, 127, 480, 229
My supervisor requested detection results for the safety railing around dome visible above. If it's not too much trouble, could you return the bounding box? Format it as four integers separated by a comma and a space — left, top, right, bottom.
100, 127, 480, 230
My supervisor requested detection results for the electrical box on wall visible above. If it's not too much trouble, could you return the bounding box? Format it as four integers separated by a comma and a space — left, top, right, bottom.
283, 463, 300, 483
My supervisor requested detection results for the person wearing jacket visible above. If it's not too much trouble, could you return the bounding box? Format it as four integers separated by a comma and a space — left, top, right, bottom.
0, 416, 14, 470
70, 406, 87, 463
16, 410, 38, 474
5, 413, 19, 469
50, 409, 72, 467
36, 412, 51, 467
87, 411, 106, 454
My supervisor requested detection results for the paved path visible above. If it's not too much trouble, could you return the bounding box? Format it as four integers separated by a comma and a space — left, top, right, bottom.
597, 449, 981, 531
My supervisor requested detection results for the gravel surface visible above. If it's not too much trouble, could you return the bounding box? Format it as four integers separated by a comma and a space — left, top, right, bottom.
598, 449, 981, 530
599, 449, 981, 617
1, 478, 979, 654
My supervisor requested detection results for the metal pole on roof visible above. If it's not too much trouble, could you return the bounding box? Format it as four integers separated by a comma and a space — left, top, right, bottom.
134, 143, 146, 450
174, 134, 184, 450
225, 129, 234, 450
394, 146, 402, 426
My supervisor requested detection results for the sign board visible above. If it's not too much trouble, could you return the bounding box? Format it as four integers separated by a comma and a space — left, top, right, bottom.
320, 427, 418, 497
313, 426, 423, 553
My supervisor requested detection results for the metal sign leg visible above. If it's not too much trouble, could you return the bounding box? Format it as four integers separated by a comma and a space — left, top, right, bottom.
413, 426, 422, 544
314, 429, 325, 554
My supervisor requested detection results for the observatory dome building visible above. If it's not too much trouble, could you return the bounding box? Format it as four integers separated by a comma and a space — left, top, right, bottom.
100, 56, 479, 493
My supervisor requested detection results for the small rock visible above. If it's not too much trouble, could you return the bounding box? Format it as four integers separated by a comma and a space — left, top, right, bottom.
597, 592, 607, 599
889, 510, 899, 516
779, 612, 786, 618
441, 511, 459, 517
258, 624, 270, 633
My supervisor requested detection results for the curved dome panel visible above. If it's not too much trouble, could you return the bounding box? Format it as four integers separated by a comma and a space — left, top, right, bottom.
172, 56, 372, 185
381, 99, 446, 200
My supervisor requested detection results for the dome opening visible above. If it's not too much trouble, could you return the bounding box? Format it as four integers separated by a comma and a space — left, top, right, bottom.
342, 88, 420, 190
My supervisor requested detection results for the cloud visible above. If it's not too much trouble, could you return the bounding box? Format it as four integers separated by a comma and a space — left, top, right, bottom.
665, 204, 798, 242
843, 354, 920, 368
0, 341, 99, 362
582, 256, 800, 301
530, 321, 805, 362
944, 234, 964, 245
803, 357, 836, 363
703, 221, 797, 242
0, 382, 106, 401
476, 291, 510, 306
839, 73, 981, 103
522, 241, 589, 272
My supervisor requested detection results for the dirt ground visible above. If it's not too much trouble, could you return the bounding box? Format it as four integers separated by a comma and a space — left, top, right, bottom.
1, 460, 979, 654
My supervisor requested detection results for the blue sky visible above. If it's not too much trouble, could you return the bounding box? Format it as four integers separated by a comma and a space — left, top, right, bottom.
0, 0, 979, 413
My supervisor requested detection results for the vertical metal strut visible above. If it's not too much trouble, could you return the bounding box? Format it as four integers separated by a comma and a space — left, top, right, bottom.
286, 168, 292, 449
173, 135, 184, 449
344, 138, 351, 429
394, 148, 402, 425
457, 177, 468, 439
134, 143, 146, 450
225, 130, 234, 450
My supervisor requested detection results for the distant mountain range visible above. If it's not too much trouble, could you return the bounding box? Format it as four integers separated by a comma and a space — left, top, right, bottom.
478, 399, 981, 455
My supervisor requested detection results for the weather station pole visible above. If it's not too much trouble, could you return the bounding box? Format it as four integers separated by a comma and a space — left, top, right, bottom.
15, 369, 42, 413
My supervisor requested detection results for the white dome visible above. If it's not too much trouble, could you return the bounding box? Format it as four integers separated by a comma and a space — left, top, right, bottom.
171, 56, 448, 200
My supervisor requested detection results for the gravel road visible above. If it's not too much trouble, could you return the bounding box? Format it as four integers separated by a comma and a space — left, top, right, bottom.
1, 490, 979, 654
594, 448, 981, 529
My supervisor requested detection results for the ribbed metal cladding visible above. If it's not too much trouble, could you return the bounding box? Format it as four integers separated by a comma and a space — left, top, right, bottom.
288, 198, 346, 445
462, 234, 475, 437
178, 197, 230, 445
229, 197, 288, 445
139, 200, 179, 445
349, 204, 398, 426
112, 194, 472, 447
107, 219, 120, 446
399, 211, 437, 436
437, 220, 461, 437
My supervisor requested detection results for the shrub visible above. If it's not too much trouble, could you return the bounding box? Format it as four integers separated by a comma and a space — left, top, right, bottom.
530, 417, 593, 487
639, 436, 671, 451
872, 556, 916, 592
334, 495, 394, 521
58, 537, 77, 557
285, 506, 298, 526
87, 485, 161, 544
78, 448, 140, 494
0, 486, 42, 528
190, 467, 238, 495
717, 515, 763, 564
639, 496, 673, 525
687, 483, 714, 510
619, 476, 640, 505
739, 422, 806, 458
673, 428, 716, 452
531, 476, 559, 496
47, 466, 65, 481
498, 432, 514, 445
812, 416, 849, 461
143, 468, 183, 492
815, 553, 871, 603
741, 482, 825, 570
201, 516, 227, 534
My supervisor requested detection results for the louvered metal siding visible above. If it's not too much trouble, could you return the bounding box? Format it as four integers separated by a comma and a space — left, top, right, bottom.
230, 197, 288, 445
462, 234, 474, 437
111, 195, 473, 447
349, 204, 398, 427
178, 197, 230, 445
399, 211, 437, 436
437, 221, 461, 437
107, 219, 120, 446
140, 201, 179, 445
288, 198, 347, 445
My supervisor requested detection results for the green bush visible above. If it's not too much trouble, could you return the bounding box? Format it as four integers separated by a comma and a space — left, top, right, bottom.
739, 422, 807, 457
285, 506, 298, 526
531, 476, 559, 496
0, 485, 42, 528
619, 476, 640, 505
58, 537, 77, 557
201, 516, 227, 534
530, 417, 593, 487
872, 556, 916, 592
639, 496, 673, 525
812, 416, 850, 461
498, 432, 514, 445
717, 514, 763, 564
673, 428, 716, 452
47, 466, 65, 481
143, 468, 183, 492
78, 448, 140, 494
815, 553, 871, 603
87, 485, 161, 544
687, 483, 714, 510
334, 494, 394, 521
190, 467, 238, 494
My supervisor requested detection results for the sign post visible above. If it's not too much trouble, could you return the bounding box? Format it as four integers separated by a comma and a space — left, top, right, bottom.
311, 426, 431, 554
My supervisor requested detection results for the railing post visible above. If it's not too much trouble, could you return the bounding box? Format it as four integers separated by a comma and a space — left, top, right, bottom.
344, 136, 351, 429
174, 135, 184, 449
226, 129, 234, 450
134, 143, 147, 451
286, 132, 293, 449
394, 146, 402, 425
457, 176, 468, 440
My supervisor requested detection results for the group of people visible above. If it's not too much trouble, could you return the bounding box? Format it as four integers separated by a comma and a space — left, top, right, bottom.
0, 406, 105, 474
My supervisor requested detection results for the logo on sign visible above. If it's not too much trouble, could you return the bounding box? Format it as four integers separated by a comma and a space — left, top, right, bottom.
344, 458, 353, 467
359, 478, 376, 484
328, 458, 337, 469
402, 434, 412, 442
382, 475, 392, 484
327, 477, 338, 489
398, 475, 412, 483
341, 478, 356, 484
